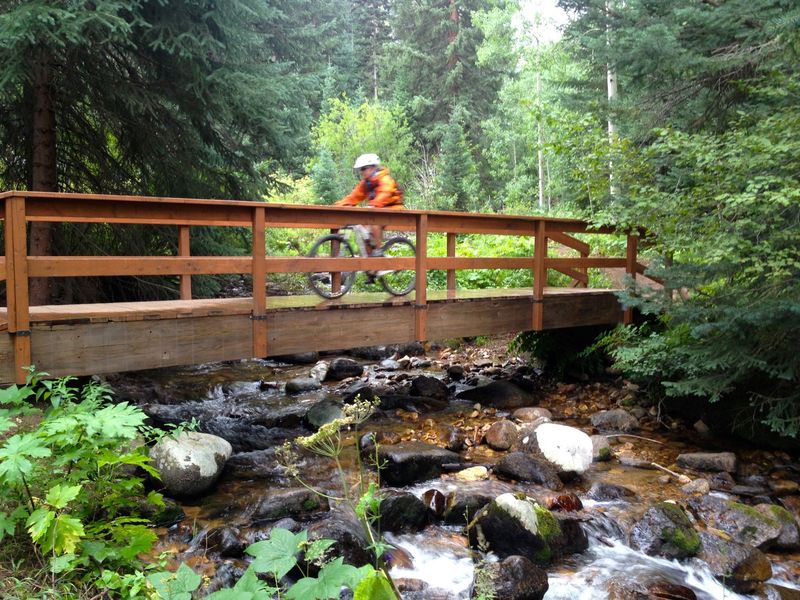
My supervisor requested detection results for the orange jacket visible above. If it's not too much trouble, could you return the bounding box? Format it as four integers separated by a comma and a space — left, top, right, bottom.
335, 168, 404, 208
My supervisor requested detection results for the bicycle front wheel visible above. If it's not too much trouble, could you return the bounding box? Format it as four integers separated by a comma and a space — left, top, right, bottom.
307, 234, 356, 299
378, 236, 416, 296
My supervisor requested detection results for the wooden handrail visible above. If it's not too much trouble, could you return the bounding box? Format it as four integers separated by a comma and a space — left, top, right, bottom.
1, 191, 638, 383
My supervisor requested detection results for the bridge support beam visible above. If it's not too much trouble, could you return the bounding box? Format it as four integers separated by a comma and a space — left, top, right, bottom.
414, 214, 428, 341
252, 206, 267, 357
532, 220, 546, 331
5, 196, 31, 383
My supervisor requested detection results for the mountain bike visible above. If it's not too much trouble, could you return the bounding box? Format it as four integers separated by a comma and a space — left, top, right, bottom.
306, 224, 416, 299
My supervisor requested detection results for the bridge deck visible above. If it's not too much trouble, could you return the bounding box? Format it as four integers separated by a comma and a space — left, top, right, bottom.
0, 287, 622, 383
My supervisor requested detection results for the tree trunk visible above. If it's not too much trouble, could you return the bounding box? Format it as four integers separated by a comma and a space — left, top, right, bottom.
29, 48, 57, 305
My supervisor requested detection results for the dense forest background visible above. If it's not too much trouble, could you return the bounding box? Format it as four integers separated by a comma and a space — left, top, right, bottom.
0, 0, 799, 437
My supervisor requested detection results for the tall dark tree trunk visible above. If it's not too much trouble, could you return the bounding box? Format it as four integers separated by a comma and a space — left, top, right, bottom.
29, 49, 57, 305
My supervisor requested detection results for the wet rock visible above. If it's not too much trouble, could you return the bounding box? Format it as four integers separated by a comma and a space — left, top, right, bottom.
422, 489, 447, 518
590, 408, 639, 432
192, 526, 245, 557
284, 377, 322, 394
326, 357, 363, 381
443, 491, 494, 525
494, 452, 564, 491
341, 382, 377, 403
225, 448, 282, 478
544, 493, 583, 512
456, 380, 534, 409
306, 509, 372, 569
453, 466, 489, 482
697, 531, 772, 593
377, 359, 401, 371
204, 562, 246, 594
587, 482, 636, 502
376, 441, 461, 486
445, 426, 466, 452
645, 581, 697, 600
304, 399, 343, 430
272, 351, 319, 364
754, 504, 800, 550
513, 407, 552, 423
139, 496, 185, 528
395, 578, 427, 593
476, 555, 548, 600
251, 488, 329, 522
409, 375, 449, 401
150, 432, 232, 498
606, 579, 697, 600
765, 584, 800, 599
202, 416, 292, 452
308, 360, 329, 382
687, 494, 791, 550
617, 454, 656, 469
447, 364, 465, 381
467, 493, 587, 564
485, 419, 519, 450
676, 452, 737, 473
533, 423, 593, 475
629, 502, 700, 559
591, 435, 613, 462
379, 490, 428, 533
681, 478, 711, 495
770, 479, 800, 496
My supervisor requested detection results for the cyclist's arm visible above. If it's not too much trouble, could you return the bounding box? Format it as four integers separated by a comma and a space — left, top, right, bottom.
369, 177, 402, 208
335, 181, 367, 206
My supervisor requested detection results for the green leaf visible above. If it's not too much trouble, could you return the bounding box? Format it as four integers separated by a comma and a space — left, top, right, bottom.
353, 569, 396, 600
304, 538, 335, 564
45, 483, 82, 509
50, 514, 85, 555
0, 433, 52, 484
285, 557, 364, 600
50, 553, 77, 574
26, 508, 55, 543
247, 528, 305, 578
146, 563, 202, 600
85, 402, 146, 440
206, 566, 274, 599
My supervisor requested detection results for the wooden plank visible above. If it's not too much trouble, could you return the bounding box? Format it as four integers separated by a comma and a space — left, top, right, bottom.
415, 214, 428, 341
428, 298, 533, 339
542, 293, 623, 329
555, 266, 590, 285
0, 256, 5, 281
31, 315, 252, 377
252, 207, 267, 357
0, 333, 13, 382
545, 257, 627, 269
532, 220, 546, 330
178, 225, 192, 300
427, 257, 534, 270
266, 256, 415, 273
446, 233, 456, 291
28, 256, 252, 277
267, 306, 415, 355
8, 196, 31, 383
624, 235, 638, 324
548, 231, 591, 255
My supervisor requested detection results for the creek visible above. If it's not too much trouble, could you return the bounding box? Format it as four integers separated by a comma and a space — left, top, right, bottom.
109, 338, 800, 599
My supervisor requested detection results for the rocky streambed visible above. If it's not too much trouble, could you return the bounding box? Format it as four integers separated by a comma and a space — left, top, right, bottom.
109, 338, 800, 599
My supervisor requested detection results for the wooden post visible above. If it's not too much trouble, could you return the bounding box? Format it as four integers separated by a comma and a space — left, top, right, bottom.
178, 225, 191, 300
446, 232, 456, 293
414, 214, 428, 341
624, 234, 638, 324
6, 196, 31, 383
532, 220, 547, 331
330, 228, 341, 294
252, 206, 267, 357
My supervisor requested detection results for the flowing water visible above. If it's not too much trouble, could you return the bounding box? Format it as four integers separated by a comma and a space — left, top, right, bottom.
112, 350, 800, 599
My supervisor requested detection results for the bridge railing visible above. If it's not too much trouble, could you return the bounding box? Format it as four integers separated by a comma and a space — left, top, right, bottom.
1, 191, 644, 382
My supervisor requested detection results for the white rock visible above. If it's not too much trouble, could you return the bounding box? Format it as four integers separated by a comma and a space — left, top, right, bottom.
534, 423, 593, 474
151, 432, 232, 498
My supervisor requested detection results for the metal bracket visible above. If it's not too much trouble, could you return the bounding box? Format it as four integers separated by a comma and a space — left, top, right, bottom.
250, 315, 268, 321
413, 304, 428, 310
14, 329, 31, 337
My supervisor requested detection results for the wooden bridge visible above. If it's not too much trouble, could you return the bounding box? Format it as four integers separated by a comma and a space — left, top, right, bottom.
0, 192, 643, 385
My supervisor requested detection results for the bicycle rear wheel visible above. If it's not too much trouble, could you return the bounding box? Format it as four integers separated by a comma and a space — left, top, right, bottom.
378, 236, 416, 296
307, 234, 356, 299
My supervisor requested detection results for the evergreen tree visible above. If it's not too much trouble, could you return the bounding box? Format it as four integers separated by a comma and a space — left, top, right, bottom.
0, 0, 327, 302
436, 107, 481, 211
311, 148, 340, 204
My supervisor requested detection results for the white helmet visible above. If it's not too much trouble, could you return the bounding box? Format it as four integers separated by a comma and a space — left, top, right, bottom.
353, 153, 380, 169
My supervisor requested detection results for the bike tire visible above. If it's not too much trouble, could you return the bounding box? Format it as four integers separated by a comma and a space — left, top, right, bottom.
378, 236, 416, 296
307, 234, 356, 299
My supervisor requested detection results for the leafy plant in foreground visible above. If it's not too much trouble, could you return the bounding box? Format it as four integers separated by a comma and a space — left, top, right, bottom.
0, 372, 164, 596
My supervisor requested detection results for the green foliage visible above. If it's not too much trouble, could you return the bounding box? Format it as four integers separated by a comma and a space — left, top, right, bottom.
310, 97, 416, 203
436, 107, 482, 211
0, 373, 164, 596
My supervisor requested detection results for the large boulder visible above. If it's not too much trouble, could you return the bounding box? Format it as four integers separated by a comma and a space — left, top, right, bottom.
687, 494, 797, 550
379, 490, 428, 533
494, 452, 563, 491
151, 432, 232, 498
250, 487, 329, 523
306, 509, 372, 570
409, 375, 449, 401
676, 452, 737, 473
590, 408, 639, 432
443, 491, 494, 525
475, 555, 548, 600
467, 493, 588, 564
325, 357, 363, 381
456, 380, 535, 409
377, 441, 460, 486
630, 502, 700, 559
697, 531, 772, 593
532, 423, 593, 475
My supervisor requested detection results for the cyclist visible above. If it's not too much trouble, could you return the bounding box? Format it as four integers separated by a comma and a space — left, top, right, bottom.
335, 153, 403, 256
